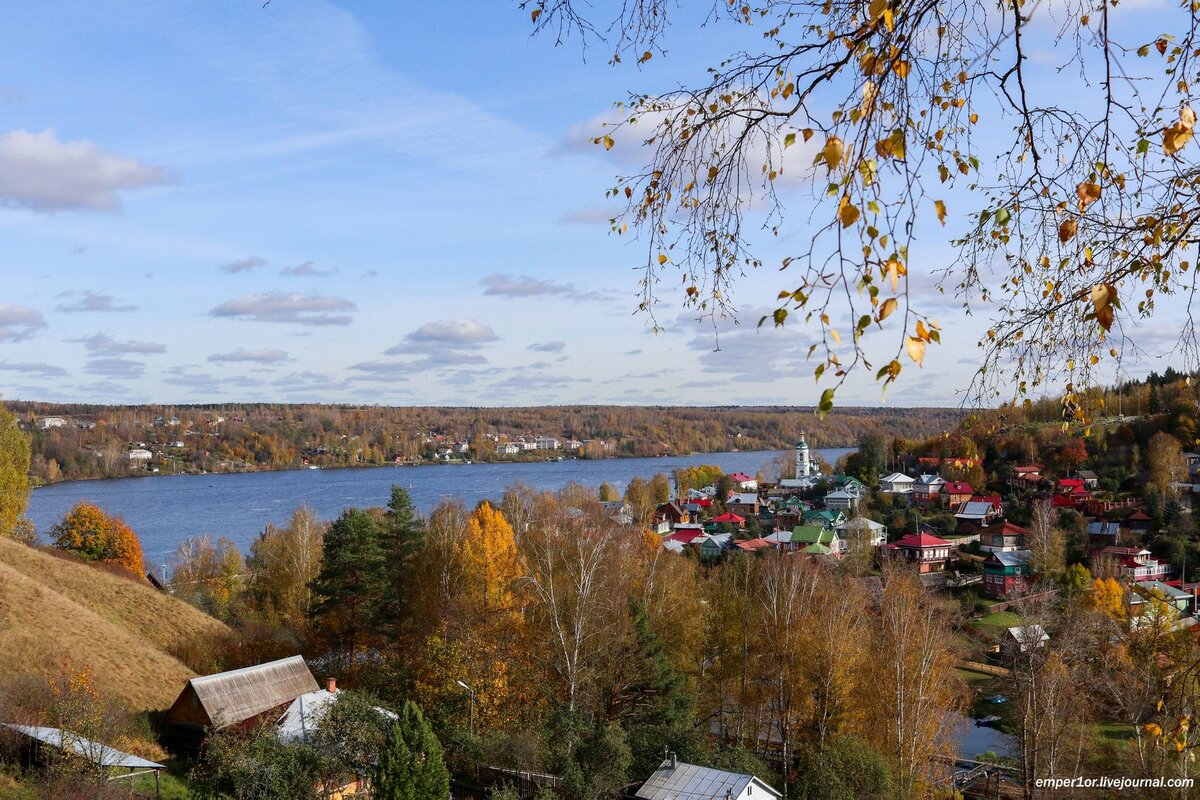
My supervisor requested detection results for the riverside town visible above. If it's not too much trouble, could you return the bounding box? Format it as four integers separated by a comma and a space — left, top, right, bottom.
6, 1, 1200, 798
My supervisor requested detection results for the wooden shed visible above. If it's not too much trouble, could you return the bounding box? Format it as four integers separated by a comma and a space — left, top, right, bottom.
165, 655, 319, 735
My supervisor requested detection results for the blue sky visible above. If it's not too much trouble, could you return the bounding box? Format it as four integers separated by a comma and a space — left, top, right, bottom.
0, 0, 1185, 407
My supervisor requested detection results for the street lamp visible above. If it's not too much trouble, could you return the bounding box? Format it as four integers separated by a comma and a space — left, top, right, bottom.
455, 680, 475, 736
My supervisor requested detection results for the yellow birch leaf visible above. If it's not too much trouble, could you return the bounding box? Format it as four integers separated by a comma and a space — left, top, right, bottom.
1076, 182, 1101, 210
905, 335, 926, 365
1059, 218, 1078, 242
822, 136, 844, 170
934, 200, 946, 225
878, 297, 897, 321
838, 196, 860, 228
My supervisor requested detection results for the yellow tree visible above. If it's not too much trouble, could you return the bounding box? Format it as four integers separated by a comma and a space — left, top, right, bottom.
0, 404, 31, 540
868, 566, 964, 797
50, 502, 144, 576
1084, 577, 1128, 623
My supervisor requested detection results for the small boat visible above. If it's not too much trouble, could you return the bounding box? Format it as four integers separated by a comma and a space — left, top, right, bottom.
976, 715, 1001, 727
987, 695, 1008, 704
307, 465, 320, 470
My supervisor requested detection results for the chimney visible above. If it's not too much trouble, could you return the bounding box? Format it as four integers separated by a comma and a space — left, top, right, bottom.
326, 677, 337, 693
670, 751, 677, 769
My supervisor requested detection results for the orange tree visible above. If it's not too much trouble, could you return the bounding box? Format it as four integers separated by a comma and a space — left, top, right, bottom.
50, 501, 144, 576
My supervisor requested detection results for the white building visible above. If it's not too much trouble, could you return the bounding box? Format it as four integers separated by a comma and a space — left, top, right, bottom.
535, 436, 560, 450
38, 417, 68, 430
125, 449, 153, 463
879, 472, 915, 494
795, 431, 819, 478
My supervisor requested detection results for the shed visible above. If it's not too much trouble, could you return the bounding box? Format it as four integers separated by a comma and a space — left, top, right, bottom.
166, 655, 319, 732
1, 724, 165, 796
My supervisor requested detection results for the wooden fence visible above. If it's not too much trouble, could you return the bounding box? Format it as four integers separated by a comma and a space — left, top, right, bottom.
959, 660, 1011, 677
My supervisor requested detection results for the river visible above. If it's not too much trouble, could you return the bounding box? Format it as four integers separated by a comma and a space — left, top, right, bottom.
27, 448, 852, 569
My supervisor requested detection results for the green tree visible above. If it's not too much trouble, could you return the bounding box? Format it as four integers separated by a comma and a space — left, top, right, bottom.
793, 735, 895, 800
189, 722, 322, 800
599, 482, 619, 502
308, 691, 395, 796
376, 486, 425, 636
376, 700, 450, 800
0, 405, 31, 540
648, 473, 672, 505
308, 508, 386, 663
609, 599, 701, 778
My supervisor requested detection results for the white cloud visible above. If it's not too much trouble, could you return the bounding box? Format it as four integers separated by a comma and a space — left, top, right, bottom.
56, 291, 137, 313
0, 360, 67, 377
221, 256, 268, 273
393, 319, 498, 349
84, 357, 144, 378
0, 129, 168, 211
480, 272, 609, 301
279, 261, 336, 277
208, 348, 291, 364
528, 340, 566, 352
76, 332, 165, 354
0, 306, 46, 341
210, 292, 357, 326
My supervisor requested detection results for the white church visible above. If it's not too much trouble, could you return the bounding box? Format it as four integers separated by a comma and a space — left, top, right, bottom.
780, 431, 823, 490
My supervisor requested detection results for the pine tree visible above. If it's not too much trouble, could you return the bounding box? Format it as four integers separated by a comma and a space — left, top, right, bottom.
375, 700, 450, 800
308, 508, 386, 661
376, 486, 425, 636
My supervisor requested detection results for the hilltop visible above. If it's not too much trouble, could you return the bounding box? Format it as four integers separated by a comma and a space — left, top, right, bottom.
0, 537, 228, 711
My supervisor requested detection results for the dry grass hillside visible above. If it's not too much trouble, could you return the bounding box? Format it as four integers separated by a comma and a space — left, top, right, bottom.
0, 538, 229, 711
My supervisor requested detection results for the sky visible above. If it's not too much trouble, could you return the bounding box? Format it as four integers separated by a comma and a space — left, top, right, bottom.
0, 0, 1187, 408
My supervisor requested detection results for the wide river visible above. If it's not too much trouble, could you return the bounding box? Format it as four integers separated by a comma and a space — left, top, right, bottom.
27, 448, 851, 569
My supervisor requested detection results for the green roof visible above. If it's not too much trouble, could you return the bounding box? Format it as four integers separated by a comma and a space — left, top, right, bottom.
802, 543, 833, 555
791, 525, 834, 545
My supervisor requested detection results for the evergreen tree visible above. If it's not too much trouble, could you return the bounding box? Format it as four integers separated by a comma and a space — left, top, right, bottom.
376, 701, 450, 800
613, 599, 701, 778
376, 486, 425, 636
308, 508, 386, 663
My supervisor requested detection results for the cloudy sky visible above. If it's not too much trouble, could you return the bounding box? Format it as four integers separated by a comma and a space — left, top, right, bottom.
0, 1, 1184, 407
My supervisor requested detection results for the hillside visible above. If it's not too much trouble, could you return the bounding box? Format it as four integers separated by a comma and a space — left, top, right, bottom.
8, 401, 968, 483
0, 538, 229, 711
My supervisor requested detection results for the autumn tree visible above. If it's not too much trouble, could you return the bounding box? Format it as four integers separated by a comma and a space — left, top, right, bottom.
523, 0, 1200, 412
247, 505, 326, 623
623, 476, 654, 525
648, 473, 671, 506
171, 534, 246, 620
1026, 499, 1065, 582
1147, 431, 1188, 497
0, 404, 30, 540
50, 502, 144, 575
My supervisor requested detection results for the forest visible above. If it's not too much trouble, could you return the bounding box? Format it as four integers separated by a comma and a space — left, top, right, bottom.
4, 401, 965, 484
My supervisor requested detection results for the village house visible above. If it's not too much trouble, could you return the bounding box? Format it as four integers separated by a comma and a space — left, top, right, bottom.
911, 474, 945, 506
1098, 546, 1172, 581
165, 656, 319, 751
654, 502, 690, 527
124, 448, 153, 464
803, 508, 845, 529
1076, 469, 1100, 490
727, 472, 758, 491
822, 488, 859, 512
711, 512, 746, 529
789, 525, 841, 556
978, 521, 1029, 553
1002, 625, 1049, 659
879, 471, 915, 494
1010, 465, 1044, 490
635, 756, 780, 800
726, 492, 760, 518
880, 530, 955, 573
834, 517, 887, 555
1125, 510, 1153, 536
940, 481, 974, 507
982, 550, 1033, 598
1131, 581, 1194, 616
954, 499, 1000, 528
1087, 520, 1121, 546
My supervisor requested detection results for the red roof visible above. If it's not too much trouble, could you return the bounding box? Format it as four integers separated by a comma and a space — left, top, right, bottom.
891, 531, 953, 549
943, 482, 973, 494
1012, 465, 1043, 474
974, 495, 1003, 509
1059, 478, 1085, 489
727, 472, 754, 482
712, 512, 746, 523
692, 498, 713, 507
1001, 521, 1029, 535
736, 537, 771, 551
667, 530, 705, 544
1051, 494, 1075, 507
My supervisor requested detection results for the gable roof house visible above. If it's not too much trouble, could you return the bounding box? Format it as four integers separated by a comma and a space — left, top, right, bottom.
955, 500, 1000, 528
879, 472, 915, 494
726, 493, 760, 518
635, 756, 781, 800
982, 550, 1033, 599
823, 488, 859, 512
727, 472, 758, 491
979, 521, 1029, 553
165, 656, 319, 745
1003, 624, 1049, 658
834, 517, 887, 554
941, 482, 974, 507
911, 474, 945, 505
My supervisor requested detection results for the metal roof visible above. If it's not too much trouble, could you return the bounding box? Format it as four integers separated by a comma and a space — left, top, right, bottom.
275, 690, 396, 743
956, 501, 995, 519
636, 759, 780, 800
188, 655, 319, 729
2, 725, 164, 770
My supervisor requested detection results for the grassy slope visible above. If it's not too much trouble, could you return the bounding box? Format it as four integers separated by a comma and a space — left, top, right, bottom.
0, 538, 229, 711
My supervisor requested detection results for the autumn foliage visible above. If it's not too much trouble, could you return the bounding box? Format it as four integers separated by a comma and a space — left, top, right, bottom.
50, 502, 144, 576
